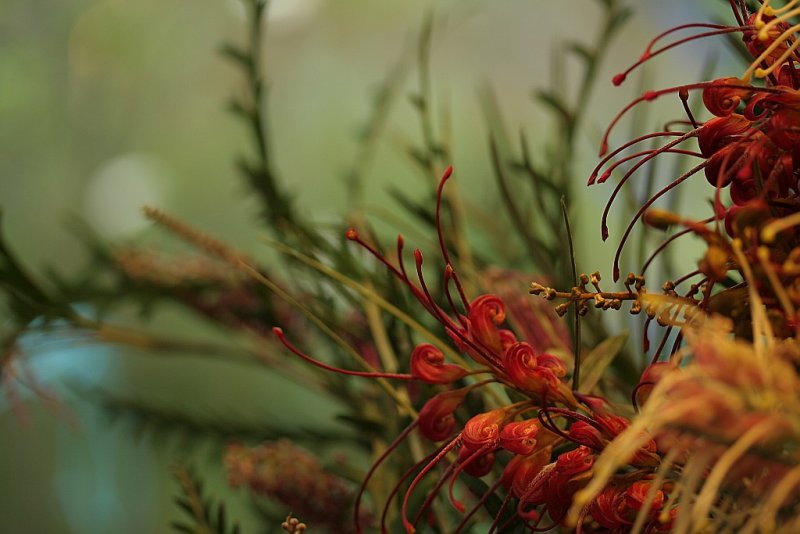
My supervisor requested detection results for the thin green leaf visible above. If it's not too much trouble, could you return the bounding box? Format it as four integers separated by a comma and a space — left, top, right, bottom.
170, 521, 196, 534
567, 41, 594, 64
533, 89, 573, 123
579, 332, 629, 394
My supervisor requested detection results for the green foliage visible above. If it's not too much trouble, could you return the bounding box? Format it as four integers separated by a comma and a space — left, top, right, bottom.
172, 464, 242, 534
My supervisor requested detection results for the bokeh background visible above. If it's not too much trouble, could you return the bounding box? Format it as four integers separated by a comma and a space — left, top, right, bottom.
1, 0, 737, 532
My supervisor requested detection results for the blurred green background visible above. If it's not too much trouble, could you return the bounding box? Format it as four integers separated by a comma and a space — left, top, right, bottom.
0, 0, 734, 532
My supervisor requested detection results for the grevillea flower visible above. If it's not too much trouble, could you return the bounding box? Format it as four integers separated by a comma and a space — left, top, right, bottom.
417, 387, 468, 441
225, 440, 362, 531
504, 341, 575, 405
409, 343, 470, 384
499, 419, 540, 455
462, 408, 507, 452
571, 315, 800, 531
518, 445, 597, 524
274, 162, 691, 532
481, 268, 572, 354
590, 2, 800, 320
456, 445, 495, 478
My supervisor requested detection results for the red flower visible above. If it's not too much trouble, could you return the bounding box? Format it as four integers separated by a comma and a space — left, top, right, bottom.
467, 294, 507, 355
499, 419, 540, 455
418, 388, 467, 441
409, 343, 470, 384
462, 408, 506, 452
504, 342, 567, 399
457, 445, 495, 477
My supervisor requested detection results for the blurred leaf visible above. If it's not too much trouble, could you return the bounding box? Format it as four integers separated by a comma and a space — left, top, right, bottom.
219, 42, 252, 69
388, 187, 436, 227
567, 41, 594, 64
579, 332, 629, 394
533, 89, 572, 124
172, 464, 242, 534
609, 6, 633, 33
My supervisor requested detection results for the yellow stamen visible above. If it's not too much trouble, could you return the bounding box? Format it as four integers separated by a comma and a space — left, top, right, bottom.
691, 419, 778, 531
732, 239, 775, 357
755, 464, 800, 532
753, 1, 772, 30
762, 211, 800, 243
767, 0, 800, 16
631, 447, 680, 534
659, 478, 682, 524
673, 450, 713, 534
755, 30, 800, 79
742, 22, 800, 82
757, 246, 797, 333
757, 6, 800, 40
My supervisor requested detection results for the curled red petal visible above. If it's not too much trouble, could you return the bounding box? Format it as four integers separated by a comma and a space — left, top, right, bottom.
499, 419, 539, 455
588, 486, 626, 529
696, 114, 750, 157
567, 421, 605, 449
702, 77, 752, 117
537, 353, 567, 378
467, 294, 507, 354
457, 445, 495, 478
555, 445, 595, 480
418, 389, 467, 442
505, 342, 560, 397
462, 408, 506, 452
409, 343, 470, 385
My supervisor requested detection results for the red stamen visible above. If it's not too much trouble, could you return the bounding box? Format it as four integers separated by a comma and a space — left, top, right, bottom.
347, 228, 436, 315
402, 436, 462, 533
434, 165, 471, 311
589, 131, 687, 185
446, 444, 496, 513
680, 87, 699, 129
729, 0, 745, 27
600, 82, 782, 156
273, 328, 413, 380
612, 25, 750, 87
487, 491, 514, 534
435, 165, 456, 269
601, 131, 701, 241
453, 477, 505, 533
381, 442, 449, 533
642, 316, 653, 353
444, 265, 470, 329
612, 160, 709, 281
598, 147, 703, 185
355, 420, 419, 534
642, 218, 714, 274
672, 269, 703, 287
412, 462, 458, 527
598, 147, 704, 240
651, 326, 674, 365
396, 234, 409, 282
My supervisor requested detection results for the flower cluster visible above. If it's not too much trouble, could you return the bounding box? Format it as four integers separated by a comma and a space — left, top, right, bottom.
225, 440, 361, 531
574, 316, 800, 533
593, 0, 800, 338
568, 1, 800, 531
272, 167, 676, 532
268, 2, 800, 532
